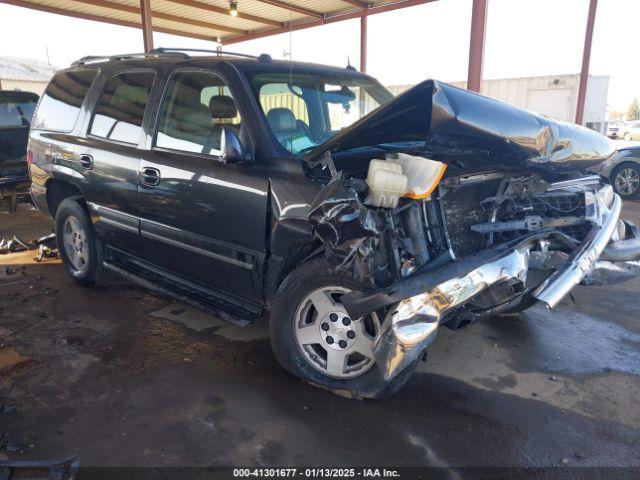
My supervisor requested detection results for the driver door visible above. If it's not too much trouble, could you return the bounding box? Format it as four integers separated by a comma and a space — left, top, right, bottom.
136, 69, 268, 302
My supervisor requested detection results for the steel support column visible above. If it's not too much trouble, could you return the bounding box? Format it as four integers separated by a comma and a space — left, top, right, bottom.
467, 0, 487, 92
140, 0, 154, 52
576, 0, 598, 125
360, 15, 367, 73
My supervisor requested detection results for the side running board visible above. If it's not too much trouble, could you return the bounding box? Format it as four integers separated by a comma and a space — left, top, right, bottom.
103, 252, 263, 327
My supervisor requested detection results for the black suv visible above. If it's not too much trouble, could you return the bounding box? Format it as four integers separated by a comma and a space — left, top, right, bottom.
1, 90, 38, 210
28, 49, 640, 398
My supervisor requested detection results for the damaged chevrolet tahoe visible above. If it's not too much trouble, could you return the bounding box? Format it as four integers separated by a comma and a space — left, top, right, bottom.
28, 50, 640, 398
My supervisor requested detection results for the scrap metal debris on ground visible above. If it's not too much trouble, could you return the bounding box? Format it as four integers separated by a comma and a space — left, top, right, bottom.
0, 233, 58, 262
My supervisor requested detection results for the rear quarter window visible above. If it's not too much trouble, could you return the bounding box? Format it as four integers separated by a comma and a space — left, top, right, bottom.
32, 69, 97, 132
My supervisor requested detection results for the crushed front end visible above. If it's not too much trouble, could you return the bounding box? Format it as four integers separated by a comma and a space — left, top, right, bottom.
304, 80, 640, 382
311, 171, 640, 381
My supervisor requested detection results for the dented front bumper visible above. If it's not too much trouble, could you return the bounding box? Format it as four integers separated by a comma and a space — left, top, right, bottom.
372, 247, 531, 381
343, 184, 640, 381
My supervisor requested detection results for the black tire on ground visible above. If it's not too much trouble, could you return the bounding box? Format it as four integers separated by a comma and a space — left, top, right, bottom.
611, 162, 640, 199
623, 132, 633, 141
55, 198, 106, 286
270, 258, 418, 399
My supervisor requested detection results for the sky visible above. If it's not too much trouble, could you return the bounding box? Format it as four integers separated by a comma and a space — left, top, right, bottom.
0, 0, 638, 112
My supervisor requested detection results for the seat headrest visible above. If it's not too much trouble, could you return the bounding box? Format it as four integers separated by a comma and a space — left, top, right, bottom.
266, 108, 297, 134
209, 95, 237, 119
171, 105, 212, 133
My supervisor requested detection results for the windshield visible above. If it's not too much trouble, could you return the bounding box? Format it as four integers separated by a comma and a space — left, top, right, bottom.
249, 72, 392, 155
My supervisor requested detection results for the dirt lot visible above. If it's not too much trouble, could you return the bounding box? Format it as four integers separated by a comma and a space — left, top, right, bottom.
1, 202, 640, 469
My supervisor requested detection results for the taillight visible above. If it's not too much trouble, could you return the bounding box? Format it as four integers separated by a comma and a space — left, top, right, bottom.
27, 150, 33, 166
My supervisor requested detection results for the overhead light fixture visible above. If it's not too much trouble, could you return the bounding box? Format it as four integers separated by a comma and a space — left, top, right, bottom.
229, 0, 238, 16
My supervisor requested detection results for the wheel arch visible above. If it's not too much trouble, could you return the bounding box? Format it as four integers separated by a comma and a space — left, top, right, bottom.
45, 179, 88, 218
611, 159, 640, 176
265, 237, 324, 305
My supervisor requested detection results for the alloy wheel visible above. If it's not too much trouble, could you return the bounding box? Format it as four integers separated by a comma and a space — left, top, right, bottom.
62, 215, 90, 272
294, 286, 380, 379
614, 167, 640, 196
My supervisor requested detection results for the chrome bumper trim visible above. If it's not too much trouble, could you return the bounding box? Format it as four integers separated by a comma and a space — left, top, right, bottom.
374, 248, 530, 381
533, 193, 622, 308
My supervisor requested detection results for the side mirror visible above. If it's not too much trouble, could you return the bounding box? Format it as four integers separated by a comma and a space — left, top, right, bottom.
220, 127, 253, 164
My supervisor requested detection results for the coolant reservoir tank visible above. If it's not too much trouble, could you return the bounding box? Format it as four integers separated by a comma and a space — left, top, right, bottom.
366, 159, 408, 209
388, 153, 447, 199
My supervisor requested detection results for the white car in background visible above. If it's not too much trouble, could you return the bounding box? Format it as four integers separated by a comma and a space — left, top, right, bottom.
608, 120, 640, 140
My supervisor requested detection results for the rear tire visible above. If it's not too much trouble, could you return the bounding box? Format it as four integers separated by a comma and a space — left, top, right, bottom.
270, 258, 417, 399
623, 132, 632, 141
55, 198, 105, 286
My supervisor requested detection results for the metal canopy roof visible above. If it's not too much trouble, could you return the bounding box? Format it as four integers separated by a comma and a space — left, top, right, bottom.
1, 0, 436, 45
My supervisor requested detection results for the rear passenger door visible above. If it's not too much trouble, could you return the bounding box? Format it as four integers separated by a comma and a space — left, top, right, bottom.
82, 70, 156, 255
136, 69, 269, 303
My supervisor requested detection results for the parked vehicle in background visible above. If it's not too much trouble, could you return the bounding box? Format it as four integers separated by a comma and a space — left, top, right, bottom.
27, 49, 640, 398
608, 120, 640, 140
597, 146, 640, 198
607, 122, 624, 139
0, 90, 38, 211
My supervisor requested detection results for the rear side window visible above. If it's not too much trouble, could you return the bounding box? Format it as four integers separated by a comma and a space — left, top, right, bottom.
32, 70, 97, 132
90, 72, 155, 145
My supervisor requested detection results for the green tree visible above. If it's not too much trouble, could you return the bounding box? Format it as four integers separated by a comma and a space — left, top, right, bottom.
628, 98, 640, 121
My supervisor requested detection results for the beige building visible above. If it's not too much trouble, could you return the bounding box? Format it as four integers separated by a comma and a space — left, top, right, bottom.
388, 74, 610, 134
0, 55, 58, 95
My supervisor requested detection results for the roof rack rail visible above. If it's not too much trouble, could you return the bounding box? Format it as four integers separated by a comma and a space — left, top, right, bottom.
71, 47, 272, 67
150, 47, 272, 63
71, 50, 189, 66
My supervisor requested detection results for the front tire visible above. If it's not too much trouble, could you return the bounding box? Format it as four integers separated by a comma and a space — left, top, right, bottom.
55, 198, 105, 286
270, 259, 417, 399
611, 163, 640, 199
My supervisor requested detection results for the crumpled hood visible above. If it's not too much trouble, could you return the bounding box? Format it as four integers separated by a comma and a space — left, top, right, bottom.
304, 79, 614, 173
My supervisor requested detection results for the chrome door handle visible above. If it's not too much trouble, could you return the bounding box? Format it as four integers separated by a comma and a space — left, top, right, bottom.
140, 167, 161, 187
80, 154, 93, 170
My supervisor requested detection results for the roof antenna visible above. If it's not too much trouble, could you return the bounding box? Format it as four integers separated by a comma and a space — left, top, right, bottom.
346, 56, 356, 71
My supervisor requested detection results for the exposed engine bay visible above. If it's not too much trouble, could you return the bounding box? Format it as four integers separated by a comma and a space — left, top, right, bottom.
311, 160, 621, 300
308, 155, 640, 381
300, 79, 640, 383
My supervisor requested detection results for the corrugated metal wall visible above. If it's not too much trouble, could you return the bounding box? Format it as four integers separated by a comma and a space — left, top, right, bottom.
260, 93, 309, 123
387, 74, 609, 133
0, 79, 48, 95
